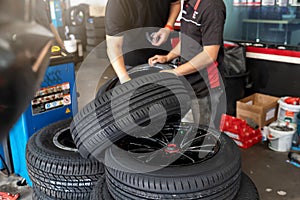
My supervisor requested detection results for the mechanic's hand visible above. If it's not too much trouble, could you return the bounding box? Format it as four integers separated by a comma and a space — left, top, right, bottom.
119, 75, 132, 84
148, 55, 168, 66
151, 28, 171, 46
160, 69, 179, 76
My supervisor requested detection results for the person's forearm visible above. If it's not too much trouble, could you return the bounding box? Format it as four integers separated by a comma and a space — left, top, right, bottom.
166, 1, 181, 27
173, 45, 220, 76
166, 41, 181, 61
106, 35, 130, 83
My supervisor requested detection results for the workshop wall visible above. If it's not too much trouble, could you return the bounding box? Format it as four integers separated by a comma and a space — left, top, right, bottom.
70, 0, 107, 7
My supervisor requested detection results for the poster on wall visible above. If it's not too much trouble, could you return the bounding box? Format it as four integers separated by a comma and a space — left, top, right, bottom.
262, 0, 276, 5
247, 0, 262, 6
234, 0, 261, 6
289, 0, 300, 6
276, 0, 288, 6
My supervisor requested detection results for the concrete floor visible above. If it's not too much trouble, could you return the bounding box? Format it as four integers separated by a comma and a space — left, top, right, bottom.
1, 48, 299, 199
241, 143, 300, 200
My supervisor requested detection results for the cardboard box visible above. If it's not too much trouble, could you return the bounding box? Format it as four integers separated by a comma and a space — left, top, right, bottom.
236, 93, 279, 127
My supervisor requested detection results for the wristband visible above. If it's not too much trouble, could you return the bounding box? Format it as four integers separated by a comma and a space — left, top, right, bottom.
164, 24, 174, 31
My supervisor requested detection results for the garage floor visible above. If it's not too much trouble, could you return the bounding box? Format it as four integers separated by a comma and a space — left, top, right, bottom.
1, 50, 299, 199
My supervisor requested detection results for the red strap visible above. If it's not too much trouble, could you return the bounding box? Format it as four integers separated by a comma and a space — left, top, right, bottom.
194, 0, 202, 10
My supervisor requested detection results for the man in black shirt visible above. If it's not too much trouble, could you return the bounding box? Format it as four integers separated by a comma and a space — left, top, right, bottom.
149, 0, 226, 128
105, 0, 181, 83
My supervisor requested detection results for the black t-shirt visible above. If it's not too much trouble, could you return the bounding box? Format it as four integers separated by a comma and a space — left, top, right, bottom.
35, 0, 52, 30
105, 0, 178, 66
181, 0, 226, 97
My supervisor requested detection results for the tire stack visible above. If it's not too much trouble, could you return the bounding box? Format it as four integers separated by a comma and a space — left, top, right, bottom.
69, 65, 260, 199
65, 4, 89, 51
85, 16, 107, 57
26, 119, 104, 200
26, 65, 260, 199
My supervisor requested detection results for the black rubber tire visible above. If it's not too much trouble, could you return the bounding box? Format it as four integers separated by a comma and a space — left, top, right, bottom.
90, 176, 114, 200
87, 37, 105, 46
71, 73, 191, 160
65, 6, 87, 26
68, 25, 86, 37
86, 17, 105, 30
235, 173, 260, 200
86, 28, 106, 38
96, 64, 173, 98
90, 173, 258, 200
26, 119, 104, 200
104, 128, 242, 200
32, 186, 54, 200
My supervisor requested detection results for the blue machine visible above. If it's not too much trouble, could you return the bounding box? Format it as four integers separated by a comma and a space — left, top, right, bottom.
9, 58, 78, 185
0, 145, 4, 170
49, 0, 63, 28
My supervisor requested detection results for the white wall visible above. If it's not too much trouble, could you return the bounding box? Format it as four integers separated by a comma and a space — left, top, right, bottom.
70, 0, 107, 7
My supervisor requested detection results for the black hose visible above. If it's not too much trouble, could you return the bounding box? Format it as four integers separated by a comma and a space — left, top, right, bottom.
0, 153, 10, 176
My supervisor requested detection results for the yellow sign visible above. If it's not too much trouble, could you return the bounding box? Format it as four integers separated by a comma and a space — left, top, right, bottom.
65, 108, 71, 114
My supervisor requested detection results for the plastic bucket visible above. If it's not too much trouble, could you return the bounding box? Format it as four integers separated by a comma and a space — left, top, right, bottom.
268, 122, 296, 152
277, 97, 300, 124
64, 39, 77, 53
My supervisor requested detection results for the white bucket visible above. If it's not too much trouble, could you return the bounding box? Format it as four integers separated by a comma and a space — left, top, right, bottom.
268, 121, 296, 152
64, 39, 77, 53
277, 97, 300, 124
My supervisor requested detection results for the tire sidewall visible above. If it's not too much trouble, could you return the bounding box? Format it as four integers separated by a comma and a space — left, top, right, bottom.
105, 128, 240, 177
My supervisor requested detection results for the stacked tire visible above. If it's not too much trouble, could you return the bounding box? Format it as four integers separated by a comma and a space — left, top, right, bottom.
85, 17, 107, 58
27, 65, 259, 199
70, 71, 191, 160
90, 173, 259, 200
26, 119, 104, 199
69, 65, 259, 199
66, 4, 89, 51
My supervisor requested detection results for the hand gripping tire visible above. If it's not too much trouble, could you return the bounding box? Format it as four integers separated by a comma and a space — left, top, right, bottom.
104, 126, 242, 200
71, 72, 191, 160
96, 64, 174, 98
26, 119, 104, 200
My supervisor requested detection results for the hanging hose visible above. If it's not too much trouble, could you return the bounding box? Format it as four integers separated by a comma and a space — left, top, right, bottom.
0, 154, 10, 176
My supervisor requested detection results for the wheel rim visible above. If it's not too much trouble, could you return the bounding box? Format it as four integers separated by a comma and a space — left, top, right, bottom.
53, 127, 78, 152
115, 125, 220, 166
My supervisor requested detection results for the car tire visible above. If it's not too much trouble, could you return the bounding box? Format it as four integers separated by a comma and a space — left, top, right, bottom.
96, 64, 174, 98
71, 72, 191, 160
235, 173, 260, 200
89, 176, 114, 200
104, 126, 241, 200
26, 119, 104, 200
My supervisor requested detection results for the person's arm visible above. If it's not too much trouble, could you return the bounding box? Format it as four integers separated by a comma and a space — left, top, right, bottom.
106, 35, 130, 83
151, 0, 181, 46
49, 23, 65, 49
172, 45, 220, 76
166, 0, 182, 29
148, 40, 181, 65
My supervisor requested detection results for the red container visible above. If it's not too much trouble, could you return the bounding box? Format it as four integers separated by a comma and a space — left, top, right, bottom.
220, 114, 262, 148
